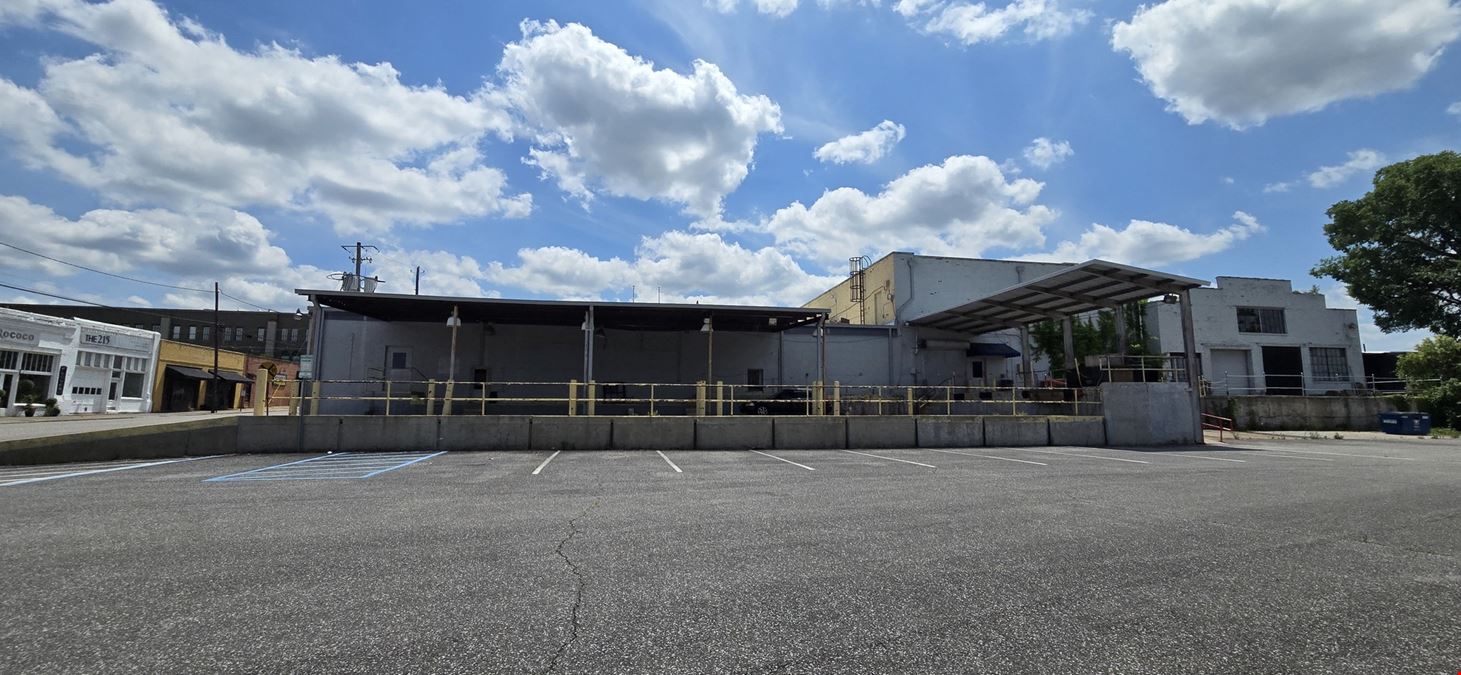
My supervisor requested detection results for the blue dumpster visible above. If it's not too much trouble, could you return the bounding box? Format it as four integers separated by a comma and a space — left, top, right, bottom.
1379, 412, 1432, 435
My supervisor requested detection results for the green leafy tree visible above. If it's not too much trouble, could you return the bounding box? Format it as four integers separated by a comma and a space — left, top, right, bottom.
1312, 151, 1461, 336
1029, 305, 1151, 372
1397, 335, 1461, 430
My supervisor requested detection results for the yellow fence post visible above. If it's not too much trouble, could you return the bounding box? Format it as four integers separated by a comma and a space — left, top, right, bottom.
480, 382, 486, 416
384, 380, 392, 417
812, 380, 824, 416
833, 381, 841, 416
568, 379, 578, 416
715, 381, 723, 417
649, 384, 656, 417
587, 381, 596, 417
288, 380, 301, 416
425, 379, 436, 416
906, 387, 914, 416
443, 381, 454, 416
946, 386, 952, 415
695, 381, 706, 417
728, 385, 735, 416
877, 386, 883, 416
308, 380, 320, 416
253, 367, 270, 416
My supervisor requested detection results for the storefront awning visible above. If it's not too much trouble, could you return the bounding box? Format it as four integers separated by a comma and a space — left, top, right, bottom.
210, 370, 252, 384
166, 365, 213, 380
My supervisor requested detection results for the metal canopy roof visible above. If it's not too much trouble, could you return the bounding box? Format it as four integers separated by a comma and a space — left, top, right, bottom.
909, 259, 1207, 334
299, 290, 826, 333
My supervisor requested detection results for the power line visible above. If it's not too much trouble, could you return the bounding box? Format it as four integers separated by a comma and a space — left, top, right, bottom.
0, 238, 210, 293
0, 237, 283, 313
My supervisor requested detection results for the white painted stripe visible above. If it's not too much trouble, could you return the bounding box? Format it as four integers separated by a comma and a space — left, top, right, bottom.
1246, 447, 1415, 461
655, 450, 682, 473
1252, 452, 1334, 462
1013, 448, 1149, 464
748, 450, 815, 471
531, 450, 561, 475
842, 450, 936, 468
4, 455, 225, 486
920, 448, 1047, 466
206, 453, 346, 481
1161, 453, 1247, 463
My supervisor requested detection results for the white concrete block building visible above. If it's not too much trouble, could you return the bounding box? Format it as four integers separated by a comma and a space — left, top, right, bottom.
1145, 277, 1364, 395
0, 307, 161, 415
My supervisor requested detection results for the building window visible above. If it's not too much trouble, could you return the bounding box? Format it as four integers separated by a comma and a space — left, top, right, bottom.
289, 328, 300, 343
201, 326, 211, 341
1310, 347, 1350, 381
171, 325, 181, 339
20, 353, 53, 373
1236, 307, 1286, 334
0, 350, 15, 370
222, 327, 232, 342
121, 372, 146, 398
188, 326, 198, 340
747, 368, 764, 391
257, 327, 266, 342
151, 324, 160, 333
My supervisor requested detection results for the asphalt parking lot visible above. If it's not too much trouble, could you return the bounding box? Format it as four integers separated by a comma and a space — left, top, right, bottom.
3, 438, 1460, 673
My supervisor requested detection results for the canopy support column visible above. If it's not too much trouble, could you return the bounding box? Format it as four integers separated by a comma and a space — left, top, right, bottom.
1179, 290, 1202, 443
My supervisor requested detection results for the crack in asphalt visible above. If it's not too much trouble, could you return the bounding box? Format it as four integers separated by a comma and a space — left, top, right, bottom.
543, 500, 598, 674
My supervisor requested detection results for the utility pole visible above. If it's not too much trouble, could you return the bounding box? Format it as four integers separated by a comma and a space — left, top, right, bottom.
341, 241, 378, 291
211, 281, 220, 413
415, 266, 422, 295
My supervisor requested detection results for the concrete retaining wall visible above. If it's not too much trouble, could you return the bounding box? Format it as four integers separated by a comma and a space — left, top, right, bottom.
1049, 416, 1106, 446
1102, 382, 1198, 446
3, 411, 1139, 466
0, 417, 239, 465
773, 417, 847, 449
1204, 395, 1400, 431
611, 417, 696, 450
530, 416, 612, 451
984, 416, 1051, 446
846, 416, 916, 449
694, 417, 773, 449
915, 417, 984, 448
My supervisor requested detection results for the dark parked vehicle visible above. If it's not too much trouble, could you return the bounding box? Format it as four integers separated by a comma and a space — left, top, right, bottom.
739, 388, 819, 415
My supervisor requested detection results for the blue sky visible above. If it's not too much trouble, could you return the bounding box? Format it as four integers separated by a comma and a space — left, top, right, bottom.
0, 0, 1457, 350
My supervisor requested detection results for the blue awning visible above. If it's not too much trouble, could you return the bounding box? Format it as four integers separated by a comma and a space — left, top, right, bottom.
967, 343, 1020, 358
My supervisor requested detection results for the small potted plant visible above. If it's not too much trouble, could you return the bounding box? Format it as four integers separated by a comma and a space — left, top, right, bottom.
43, 397, 61, 417
16, 380, 38, 417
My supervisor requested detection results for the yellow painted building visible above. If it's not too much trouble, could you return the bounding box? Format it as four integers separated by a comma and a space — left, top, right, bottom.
152, 339, 250, 412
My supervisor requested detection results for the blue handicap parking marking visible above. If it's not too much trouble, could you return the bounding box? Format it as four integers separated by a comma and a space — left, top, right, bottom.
205, 451, 446, 482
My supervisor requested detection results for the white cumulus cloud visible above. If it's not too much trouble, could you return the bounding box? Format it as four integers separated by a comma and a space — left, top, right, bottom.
813, 120, 906, 164
1022, 137, 1073, 170
499, 20, 783, 220
487, 231, 839, 305
1111, 0, 1461, 128
1306, 149, 1386, 189
903, 0, 1092, 46
764, 154, 1056, 268
0, 0, 530, 235
1024, 211, 1265, 267
707, 0, 800, 17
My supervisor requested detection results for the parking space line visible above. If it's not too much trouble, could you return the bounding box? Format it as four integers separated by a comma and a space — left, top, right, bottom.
748, 450, 815, 471
204, 453, 345, 482
1012, 448, 1149, 464
1246, 448, 1415, 461
920, 448, 1047, 466
655, 450, 682, 473
1251, 452, 1334, 462
841, 450, 936, 468
361, 451, 447, 477
531, 450, 561, 475
1161, 453, 1247, 463
5, 455, 225, 487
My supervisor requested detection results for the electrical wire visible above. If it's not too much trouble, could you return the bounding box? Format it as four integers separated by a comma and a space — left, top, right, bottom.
0, 238, 283, 313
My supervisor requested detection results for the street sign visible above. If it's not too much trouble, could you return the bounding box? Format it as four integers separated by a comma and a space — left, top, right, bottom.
298, 354, 314, 380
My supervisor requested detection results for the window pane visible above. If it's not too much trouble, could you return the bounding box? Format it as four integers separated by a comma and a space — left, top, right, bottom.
0, 350, 15, 369
1310, 347, 1349, 381
171, 326, 181, 339
122, 372, 145, 398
